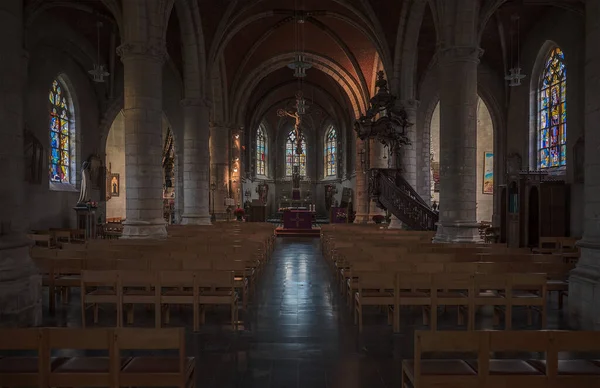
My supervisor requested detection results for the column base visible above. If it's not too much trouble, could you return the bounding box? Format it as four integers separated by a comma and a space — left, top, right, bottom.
122, 220, 167, 239
353, 213, 369, 224
568, 242, 600, 329
433, 222, 481, 243
181, 213, 213, 225
0, 236, 42, 327
388, 215, 404, 230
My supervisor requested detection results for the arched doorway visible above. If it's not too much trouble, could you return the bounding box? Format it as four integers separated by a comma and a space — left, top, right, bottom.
528, 187, 540, 248
429, 97, 495, 222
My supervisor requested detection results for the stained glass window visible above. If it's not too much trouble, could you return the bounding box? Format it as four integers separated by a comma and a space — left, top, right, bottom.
324, 126, 337, 176
256, 126, 267, 176
538, 47, 567, 169
286, 131, 306, 176
49, 79, 73, 183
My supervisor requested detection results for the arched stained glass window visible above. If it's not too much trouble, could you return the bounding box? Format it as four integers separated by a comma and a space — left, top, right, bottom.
538, 47, 567, 169
324, 126, 337, 176
49, 79, 73, 183
256, 125, 267, 176
286, 131, 306, 176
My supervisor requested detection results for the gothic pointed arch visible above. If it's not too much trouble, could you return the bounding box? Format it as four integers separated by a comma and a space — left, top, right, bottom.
535, 46, 567, 169
324, 125, 337, 177
286, 130, 307, 177
256, 124, 268, 176
48, 76, 77, 186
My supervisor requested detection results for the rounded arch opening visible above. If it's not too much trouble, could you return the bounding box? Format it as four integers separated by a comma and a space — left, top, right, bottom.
104, 112, 176, 224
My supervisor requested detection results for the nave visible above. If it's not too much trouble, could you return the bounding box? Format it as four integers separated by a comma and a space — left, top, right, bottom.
36, 237, 572, 388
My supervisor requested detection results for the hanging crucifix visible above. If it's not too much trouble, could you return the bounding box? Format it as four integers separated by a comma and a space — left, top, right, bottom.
277, 91, 306, 155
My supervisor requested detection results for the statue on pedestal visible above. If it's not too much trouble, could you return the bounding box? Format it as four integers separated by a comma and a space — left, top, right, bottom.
76, 161, 91, 206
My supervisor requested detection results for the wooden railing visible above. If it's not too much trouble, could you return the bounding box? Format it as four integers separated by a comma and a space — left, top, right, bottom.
369, 168, 438, 230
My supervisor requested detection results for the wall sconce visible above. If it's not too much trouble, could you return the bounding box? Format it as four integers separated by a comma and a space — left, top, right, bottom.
233, 167, 238, 173
233, 157, 240, 162
234, 134, 240, 139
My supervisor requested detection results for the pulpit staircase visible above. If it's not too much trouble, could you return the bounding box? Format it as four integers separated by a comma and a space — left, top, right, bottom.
369, 169, 438, 231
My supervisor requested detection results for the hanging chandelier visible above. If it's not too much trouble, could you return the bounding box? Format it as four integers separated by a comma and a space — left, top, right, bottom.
88, 22, 110, 83
504, 15, 526, 87
287, 54, 312, 78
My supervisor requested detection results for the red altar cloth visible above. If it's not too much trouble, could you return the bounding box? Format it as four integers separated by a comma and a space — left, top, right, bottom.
283, 210, 312, 229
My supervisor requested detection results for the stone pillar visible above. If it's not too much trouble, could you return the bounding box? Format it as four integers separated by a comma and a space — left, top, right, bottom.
433, 47, 482, 243
354, 138, 369, 223
569, 0, 600, 330
118, 42, 167, 238
230, 128, 242, 207
209, 125, 230, 219
180, 99, 211, 225
389, 99, 420, 229
368, 139, 386, 223
0, 0, 42, 326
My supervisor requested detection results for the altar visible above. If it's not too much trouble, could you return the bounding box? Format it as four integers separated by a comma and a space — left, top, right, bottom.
283, 210, 313, 229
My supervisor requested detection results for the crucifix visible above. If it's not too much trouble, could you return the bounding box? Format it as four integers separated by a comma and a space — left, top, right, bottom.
277, 91, 306, 155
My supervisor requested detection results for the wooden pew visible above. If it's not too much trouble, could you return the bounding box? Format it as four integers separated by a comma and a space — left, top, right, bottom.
402, 330, 600, 388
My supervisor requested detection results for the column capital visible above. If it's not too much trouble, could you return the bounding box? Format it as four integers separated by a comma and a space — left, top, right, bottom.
437, 46, 483, 64
117, 41, 167, 63
180, 97, 211, 108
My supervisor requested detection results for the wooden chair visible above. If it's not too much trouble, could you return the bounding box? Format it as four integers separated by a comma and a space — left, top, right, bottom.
158, 271, 198, 330
402, 330, 481, 388
114, 328, 194, 388
80, 270, 121, 327
45, 328, 122, 388
431, 273, 473, 330
354, 272, 398, 333
196, 270, 238, 330
470, 273, 509, 330
398, 273, 434, 329
0, 328, 45, 388
119, 270, 158, 326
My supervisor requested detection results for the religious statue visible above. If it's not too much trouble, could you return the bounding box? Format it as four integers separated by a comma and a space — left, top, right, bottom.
77, 161, 91, 205
258, 183, 269, 205
292, 167, 301, 190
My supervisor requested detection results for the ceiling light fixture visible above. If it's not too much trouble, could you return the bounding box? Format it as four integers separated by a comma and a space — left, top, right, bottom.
505, 15, 526, 87
88, 22, 110, 83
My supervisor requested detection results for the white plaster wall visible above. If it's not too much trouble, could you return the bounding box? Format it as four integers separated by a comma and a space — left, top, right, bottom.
106, 112, 126, 220
430, 97, 494, 222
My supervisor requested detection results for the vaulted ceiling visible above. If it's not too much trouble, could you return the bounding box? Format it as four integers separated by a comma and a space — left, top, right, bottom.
25, 0, 585, 134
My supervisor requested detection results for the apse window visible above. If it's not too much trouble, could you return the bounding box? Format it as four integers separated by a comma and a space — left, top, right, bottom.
324, 126, 337, 177
49, 78, 75, 185
286, 131, 306, 177
256, 125, 267, 176
538, 47, 566, 169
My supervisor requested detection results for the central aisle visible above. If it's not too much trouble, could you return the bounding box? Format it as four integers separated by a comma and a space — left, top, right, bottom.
195, 237, 407, 388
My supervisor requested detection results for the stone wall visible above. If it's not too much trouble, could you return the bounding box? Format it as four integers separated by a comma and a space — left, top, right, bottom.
25, 40, 101, 230
505, 7, 584, 237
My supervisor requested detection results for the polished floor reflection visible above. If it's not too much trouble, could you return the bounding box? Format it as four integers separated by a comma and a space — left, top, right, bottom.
42, 237, 570, 388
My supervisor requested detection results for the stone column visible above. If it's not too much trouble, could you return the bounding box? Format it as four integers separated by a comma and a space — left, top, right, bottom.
354, 138, 369, 223
180, 99, 211, 225
118, 42, 167, 238
209, 125, 230, 219
0, 0, 42, 326
433, 47, 482, 243
389, 99, 420, 229
368, 139, 386, 223
569, 0, 600, 330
